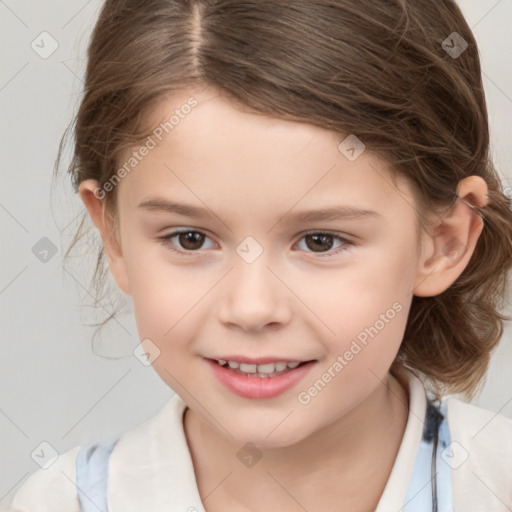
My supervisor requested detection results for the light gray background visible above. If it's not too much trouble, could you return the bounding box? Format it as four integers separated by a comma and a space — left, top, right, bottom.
1, 0, 511, 507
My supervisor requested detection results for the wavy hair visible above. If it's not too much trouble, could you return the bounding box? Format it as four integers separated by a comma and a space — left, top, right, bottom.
55, 0, 512, 399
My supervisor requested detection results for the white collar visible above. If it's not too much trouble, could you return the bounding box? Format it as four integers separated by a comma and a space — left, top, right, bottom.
376, 367, 428, 511
108, 367, 428, 511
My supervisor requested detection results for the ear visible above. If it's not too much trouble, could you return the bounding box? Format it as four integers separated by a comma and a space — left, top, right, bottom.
78, 179, 131, 295
413, 176, 488, 297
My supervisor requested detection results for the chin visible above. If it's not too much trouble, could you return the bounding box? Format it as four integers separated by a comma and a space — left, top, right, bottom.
226, 424, 310, 450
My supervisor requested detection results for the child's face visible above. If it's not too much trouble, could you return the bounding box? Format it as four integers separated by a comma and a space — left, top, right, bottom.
104, 87, 427, 447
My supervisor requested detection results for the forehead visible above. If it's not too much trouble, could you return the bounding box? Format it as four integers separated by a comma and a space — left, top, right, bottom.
117, 88, 416, 222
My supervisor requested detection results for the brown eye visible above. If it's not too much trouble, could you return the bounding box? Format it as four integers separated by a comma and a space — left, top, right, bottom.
304, 233, 335, 252
177, 231, 205, 250
158, 229, 215, 255
296, 231, 353, 257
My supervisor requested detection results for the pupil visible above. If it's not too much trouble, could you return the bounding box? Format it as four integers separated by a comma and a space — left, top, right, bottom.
180, 232, 204, 250
306, 234, 333, 252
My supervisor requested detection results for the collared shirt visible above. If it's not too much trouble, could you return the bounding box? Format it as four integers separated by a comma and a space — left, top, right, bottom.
9, 368, 512, 511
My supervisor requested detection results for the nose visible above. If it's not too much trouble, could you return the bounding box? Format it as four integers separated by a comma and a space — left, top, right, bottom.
216, 254, 292, 332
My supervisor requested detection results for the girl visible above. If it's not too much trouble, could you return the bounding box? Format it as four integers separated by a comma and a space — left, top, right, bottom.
9, 0, 512, 511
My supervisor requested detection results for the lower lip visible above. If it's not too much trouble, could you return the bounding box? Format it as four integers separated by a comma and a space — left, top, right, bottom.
206, 358, 316, 399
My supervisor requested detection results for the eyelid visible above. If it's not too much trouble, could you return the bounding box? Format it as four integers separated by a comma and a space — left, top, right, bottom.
158, 228, 218, 255
298, 229, 354, 242
293, 230, 354, 257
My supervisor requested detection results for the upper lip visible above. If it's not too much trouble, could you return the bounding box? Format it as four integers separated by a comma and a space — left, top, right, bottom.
207, 355, 315, 365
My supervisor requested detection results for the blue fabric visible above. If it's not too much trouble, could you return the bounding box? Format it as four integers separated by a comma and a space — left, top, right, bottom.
76, 438, 118, 512
75, 400, 452, 511
402, 398, 453, 511
436, 400, 454, 511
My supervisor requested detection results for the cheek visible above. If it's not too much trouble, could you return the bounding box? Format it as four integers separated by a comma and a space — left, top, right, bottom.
123, 243, 202, 342
127, 260, 205, 384
321, 291, 407, 373
289, 248, 414, 377
293, 248, 413, 331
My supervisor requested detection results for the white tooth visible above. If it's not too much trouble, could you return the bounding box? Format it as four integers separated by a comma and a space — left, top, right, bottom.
256, 363, 276, 374
257, 372, 270, 378
218, 359, 227, 365
286, 361, 300, 369
239, 363, 257, 373
275, 362, 287, 371
228, 360, 240, 369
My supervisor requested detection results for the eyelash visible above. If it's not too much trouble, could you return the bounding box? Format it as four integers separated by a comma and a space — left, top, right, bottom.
157, 229, 354, 258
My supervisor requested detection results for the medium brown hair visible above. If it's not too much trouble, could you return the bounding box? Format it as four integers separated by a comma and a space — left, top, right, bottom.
55, 0, 512, 399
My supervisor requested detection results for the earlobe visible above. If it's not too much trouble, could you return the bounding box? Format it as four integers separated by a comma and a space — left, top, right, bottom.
413, 176, 488, 297
78, 179, 132, 295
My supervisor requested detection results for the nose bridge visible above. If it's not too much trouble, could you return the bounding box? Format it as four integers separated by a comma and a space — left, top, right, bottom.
217, 240, 291, 330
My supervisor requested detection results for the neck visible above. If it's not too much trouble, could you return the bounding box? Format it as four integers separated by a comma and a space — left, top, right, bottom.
183, 370, 409, 512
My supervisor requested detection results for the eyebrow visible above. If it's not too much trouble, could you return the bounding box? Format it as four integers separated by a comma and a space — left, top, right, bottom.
137, 198, 381, 224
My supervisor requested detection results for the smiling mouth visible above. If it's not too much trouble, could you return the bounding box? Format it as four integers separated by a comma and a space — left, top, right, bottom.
209, 358, 314, 378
